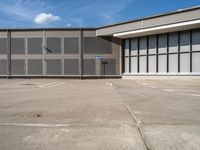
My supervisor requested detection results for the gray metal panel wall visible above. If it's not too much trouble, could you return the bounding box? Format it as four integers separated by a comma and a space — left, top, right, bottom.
11, 38, 25, 54
47, 59, 62, 75
0, 38, 7, 54
169, 33, 178, 53
28, 59, 43, 75
64, 37, 79, 54
83, 59, 95, 75
101, 59, 116, 75
47, 37, 61, 54
11, 60, 25, 75
84, 37, 112, 54
0, 60, 7, 75
64, 59, 79, 75
28, 38, 42, 54
192, 29, 200, 51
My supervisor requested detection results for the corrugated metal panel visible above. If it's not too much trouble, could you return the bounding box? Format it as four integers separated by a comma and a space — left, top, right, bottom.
47, 38, 61, 54
180, 31, 190, 52
131, 57, 137, 73
101, 59, 116, 75
0, 59, 7, 75
158, 34, 167, 53
64, 37, 79, 54
139, 56, 146, 73
47, 59, 62, 75
192, 29, 200, 51
148, 56, 156, 73
139, 37, 147, 55
124, 57, 129, 73
83, 59, 95, 75
124, 39, 129, 56
148, 35, 157, 54
0, 38, 7, 54
28, 38, 42, 54
11, 60, 25, 75
158, 55, 167, 73
169, 32, 178, 53
192, 53, 200, 73
28, 59, 43, 75
143, 9, 200, 28
84, 37, 112, 54
11, 38, 25, 54
180, 53, 190, 72
131, 38, 138, 56
169, 54, 178, 73
64, 59, 79, 75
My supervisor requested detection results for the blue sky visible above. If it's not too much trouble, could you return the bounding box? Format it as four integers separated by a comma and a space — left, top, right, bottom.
0, 0, 200, 28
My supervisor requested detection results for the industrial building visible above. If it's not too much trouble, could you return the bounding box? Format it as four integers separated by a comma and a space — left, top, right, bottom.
0, 6, 200, 78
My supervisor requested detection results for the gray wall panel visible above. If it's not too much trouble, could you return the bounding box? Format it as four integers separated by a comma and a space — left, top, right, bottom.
47, 59, 62, 75
101, 59, 116, 75
0, 38, 7, 54
64, 37, 79, 54
47, 38, 61, 54
131, 38, 138, 56
192, 53, 200, 73
149, 35, 157, 54
169, 54, 178, 73
180, 31, 190, 52
64, 59, 79, 75
124, 39, 129, 56
28, 38, 42, 54
192, 29, 200, 51
84, 37, 112, 54
11, 60, 25, 75
11, 38, 25, 54
169, 32, 178, 53
0, 60, 7, 75
139, 37, 147, 55
28, 59, 43, 75
158, 34, 167, 53
83, 59, 95, 75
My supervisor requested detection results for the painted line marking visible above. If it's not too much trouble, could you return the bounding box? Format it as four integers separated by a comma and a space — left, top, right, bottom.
106, 83, 112, 86
188, 94, 200, 97
141, 83, 147, 86
164, 89, 175, 92
0, 123, 70, 127
47, 82, 65, 88
37, 82, 59, 88
149, 86, 157, 89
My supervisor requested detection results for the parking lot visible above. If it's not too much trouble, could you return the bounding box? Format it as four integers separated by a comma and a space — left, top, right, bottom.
0, 78, 200, 150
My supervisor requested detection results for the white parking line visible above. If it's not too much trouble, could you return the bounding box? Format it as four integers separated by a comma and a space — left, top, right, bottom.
106, 83, 112, 86
188, 94, 200, 97
0, 123, 70, 127
37, 82, 59, 88
164, 89, 175, 92
149, 86, 157, 89
141, 83, 147, 86
47, 82, 65, 88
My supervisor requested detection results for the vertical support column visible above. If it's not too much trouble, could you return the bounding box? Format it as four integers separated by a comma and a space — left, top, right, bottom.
121, 39, 125, 74
166, 33, 169, 73
137, 37, 140, 73
42, 30, 46, 76
156, 35, 159, 73
129, 38, 131, 73
190, 30, 193, 73
178, 32, 180, 73
79, 29, 83, 79
25, 38, 28, 75
147, 36, 149, 73
6, 30, 11, 78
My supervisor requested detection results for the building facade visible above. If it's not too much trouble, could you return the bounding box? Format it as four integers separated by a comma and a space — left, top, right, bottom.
0, 6, 200, 78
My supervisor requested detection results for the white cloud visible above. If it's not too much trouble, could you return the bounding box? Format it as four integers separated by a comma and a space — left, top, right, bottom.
66, 23, 72, 27
34, 13, 60, 24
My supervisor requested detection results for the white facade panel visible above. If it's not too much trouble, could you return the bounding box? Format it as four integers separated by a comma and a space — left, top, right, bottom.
148, 55, 156, 73
131, 57, 138, 73
169, 54, 178, 73
125, 57, 129, 73
180, 53, 190, 72
131, 38, 138, 56
192, 53, 200, 73
158, 55, 167, 73
139, 56, 146, 73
